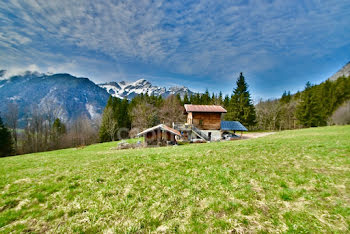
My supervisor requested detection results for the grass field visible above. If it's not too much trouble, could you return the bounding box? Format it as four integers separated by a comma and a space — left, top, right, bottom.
0, 126, 349, 233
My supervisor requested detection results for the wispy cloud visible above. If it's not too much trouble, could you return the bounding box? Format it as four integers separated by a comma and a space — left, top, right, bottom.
0, 0, 349, 98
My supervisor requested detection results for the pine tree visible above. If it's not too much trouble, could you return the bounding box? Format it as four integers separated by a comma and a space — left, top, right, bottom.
99, 96, 114, 142
218, 91, 223, 105
183, 93, 190, 104
51, 118, 66, 148
117, 98, 131, 138
189, 94, 194, 104
0, 115, 14, 157
296, 82, 324, 127
225, 72, 256, 127
195, 93, 201, 104
280, 91, 291, 104
202, 89, 210, 104
100, 96, 132, 142
211, 93, 216, 104
223, 95, 230, 109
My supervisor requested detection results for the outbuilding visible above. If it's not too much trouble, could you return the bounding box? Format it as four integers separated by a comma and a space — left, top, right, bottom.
137, 124, 181, 146
220, 120, 248, 137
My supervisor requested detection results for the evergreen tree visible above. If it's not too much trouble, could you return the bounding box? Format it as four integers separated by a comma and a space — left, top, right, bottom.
189, 94, 195, 104
99, 97, 113, 142
211, 93, 216, 104
51, 118, 66, 148
175, 93, 182, 104
0, 115, 14, 157
117, 98, 131, 138
52, 118, 66, 135
218, 91, 223, 105
223, 95, 230, 109
296, 82, 324, 127
225, 72, 256, 127
195, 93, 201, 104
183, 93, 190, 104
100, 96, 133, 142
280, 91, 291, 104
202, 89, 211, 104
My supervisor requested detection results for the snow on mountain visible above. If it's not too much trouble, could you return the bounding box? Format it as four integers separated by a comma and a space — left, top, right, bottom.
99, 79, 193, 99
0, 71, 110, 126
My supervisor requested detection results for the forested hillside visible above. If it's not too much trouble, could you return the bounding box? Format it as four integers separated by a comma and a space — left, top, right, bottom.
255, 75, 350, 130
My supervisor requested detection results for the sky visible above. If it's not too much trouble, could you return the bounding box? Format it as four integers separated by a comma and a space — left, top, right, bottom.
0, 0, 349, 101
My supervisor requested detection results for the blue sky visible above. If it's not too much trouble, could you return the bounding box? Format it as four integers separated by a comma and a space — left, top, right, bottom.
0, 0, 349, 100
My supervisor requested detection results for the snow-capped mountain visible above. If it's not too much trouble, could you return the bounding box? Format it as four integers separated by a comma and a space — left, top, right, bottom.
99, 79, 193, 99
0, 71, 110, 126
0, 71, 195, 127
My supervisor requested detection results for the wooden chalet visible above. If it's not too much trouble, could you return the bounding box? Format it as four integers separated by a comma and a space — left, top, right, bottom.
185, 104, 227, 130
173, 104, 227, 141
137, 124, 181, 146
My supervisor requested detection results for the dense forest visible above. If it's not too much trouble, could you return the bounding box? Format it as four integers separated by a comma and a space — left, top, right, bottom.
1, 73, 349, 157
255, 75, 350, 130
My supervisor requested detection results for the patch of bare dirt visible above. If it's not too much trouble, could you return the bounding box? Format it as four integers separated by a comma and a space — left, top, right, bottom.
241, 132, 276, 139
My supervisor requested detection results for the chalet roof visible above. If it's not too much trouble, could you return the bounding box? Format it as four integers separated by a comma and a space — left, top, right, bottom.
137, 124, 181, 137
221, 121, 248, 131
184, 104, 227, 113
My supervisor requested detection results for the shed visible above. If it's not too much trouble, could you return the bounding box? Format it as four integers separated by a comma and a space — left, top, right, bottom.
220, 121, 248, 132
137, 124, 181, 146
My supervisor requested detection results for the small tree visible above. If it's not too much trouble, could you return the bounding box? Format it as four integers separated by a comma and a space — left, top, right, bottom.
5, 102, 18, 154
159, 95, 185, 126
51, 118, 66, 148
0, 115, 14, 157
183, 94, 190, 104
130, 101, 159, 137
104, 106, 119, 141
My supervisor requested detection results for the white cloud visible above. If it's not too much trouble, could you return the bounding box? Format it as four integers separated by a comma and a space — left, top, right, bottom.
0, 0, 349, 86
2, 64, 40, 79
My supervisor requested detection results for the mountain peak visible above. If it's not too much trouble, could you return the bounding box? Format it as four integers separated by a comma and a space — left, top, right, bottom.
99, 79, 193, 99
133, 79, 151, 87
329, 62, 350, 81
134, 78, 148, 83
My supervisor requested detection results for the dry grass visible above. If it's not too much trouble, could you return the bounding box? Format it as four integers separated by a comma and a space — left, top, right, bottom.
0, 126, 349, 233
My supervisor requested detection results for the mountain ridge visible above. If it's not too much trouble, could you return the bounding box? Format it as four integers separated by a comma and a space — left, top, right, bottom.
328, 61, 350, 81
0, 71, 194, 126
0, 72, 110, 126
98, 79, 193, 99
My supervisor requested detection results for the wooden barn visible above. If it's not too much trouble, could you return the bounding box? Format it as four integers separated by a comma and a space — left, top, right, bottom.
185, 104, 227, 130
137, 124, 181, 146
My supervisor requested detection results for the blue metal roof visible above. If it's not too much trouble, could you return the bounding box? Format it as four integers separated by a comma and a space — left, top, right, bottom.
221, 121, 248, 131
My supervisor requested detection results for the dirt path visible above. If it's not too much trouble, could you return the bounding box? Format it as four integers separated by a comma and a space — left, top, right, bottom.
241, 132, 276, 139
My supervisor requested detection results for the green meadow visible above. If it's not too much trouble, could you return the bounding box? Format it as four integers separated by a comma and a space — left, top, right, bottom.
0, 126, 349, 233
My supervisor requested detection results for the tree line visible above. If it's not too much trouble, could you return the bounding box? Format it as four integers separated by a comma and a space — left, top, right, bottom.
0, 103, 100, 157
1, 73, 349, 157
255, 75, 350, 130
98, 72, 256, 142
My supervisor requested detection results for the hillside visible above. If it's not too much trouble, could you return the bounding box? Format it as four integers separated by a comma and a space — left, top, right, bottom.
329, 62, 350, 81
0, 71, 194, 126
0, 72, 110, 125
0, 126, 349, 232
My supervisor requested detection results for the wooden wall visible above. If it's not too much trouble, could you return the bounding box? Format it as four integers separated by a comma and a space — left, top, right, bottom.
145, 130, 176, 145
187, 112, 193, 124
191, 112, 222, 130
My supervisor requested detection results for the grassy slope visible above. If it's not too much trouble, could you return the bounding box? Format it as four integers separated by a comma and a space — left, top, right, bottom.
0, 126, 349, 233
